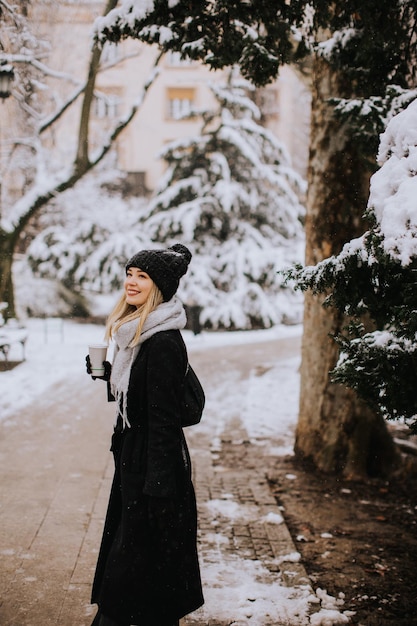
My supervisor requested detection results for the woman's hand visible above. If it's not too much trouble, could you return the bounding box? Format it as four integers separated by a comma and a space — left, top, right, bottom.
85, 355, 112, 381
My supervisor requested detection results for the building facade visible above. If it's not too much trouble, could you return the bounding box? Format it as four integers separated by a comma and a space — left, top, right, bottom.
3, 1, 310, 205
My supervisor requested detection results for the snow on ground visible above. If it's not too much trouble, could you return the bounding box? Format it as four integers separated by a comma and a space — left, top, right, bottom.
0, 317, 301, 430
0, 318, 351, 625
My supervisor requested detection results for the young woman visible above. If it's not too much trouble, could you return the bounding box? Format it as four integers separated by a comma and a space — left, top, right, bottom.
88, 243, 204, 626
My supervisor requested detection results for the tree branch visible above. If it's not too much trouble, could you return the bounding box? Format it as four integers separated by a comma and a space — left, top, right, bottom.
37, 51, 143, 135
75, 0, 118, 172
0, 0, 23, 27
90, 52, 163, 167
5, 52, 163, 237
7, 54, 81, 84
38, 84, 85, 134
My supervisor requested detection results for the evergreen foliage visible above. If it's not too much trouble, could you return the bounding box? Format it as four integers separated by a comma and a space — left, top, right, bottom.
95, 1, 416, 91
95, 2, 417, 181
95, 0, 302, 86
330, 86, 417, 158
27, 76, 305, 329
26, 168, 150, 294
307, 1, 416, 90
142, 72, 305, 329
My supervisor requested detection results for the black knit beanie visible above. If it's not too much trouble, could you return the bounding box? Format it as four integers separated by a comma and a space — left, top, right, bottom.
126, 243, 192, 301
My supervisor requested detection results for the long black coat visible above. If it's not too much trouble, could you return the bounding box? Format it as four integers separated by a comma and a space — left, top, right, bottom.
91, 330, 204, 625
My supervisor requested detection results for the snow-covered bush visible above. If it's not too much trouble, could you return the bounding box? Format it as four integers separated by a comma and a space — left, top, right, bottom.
27, 168, 150, 299
14, 257, 90, 319
330, 85, 417, 157
142, 72, 306, 329
27, 75, 305, 328
285, 98, 417, 431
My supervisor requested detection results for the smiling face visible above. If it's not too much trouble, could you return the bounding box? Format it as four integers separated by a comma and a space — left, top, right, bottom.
124, 267, 154, 308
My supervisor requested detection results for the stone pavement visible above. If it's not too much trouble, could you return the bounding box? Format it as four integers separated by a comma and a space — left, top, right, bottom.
0, 333, 313, 626
186, 415, 312, 626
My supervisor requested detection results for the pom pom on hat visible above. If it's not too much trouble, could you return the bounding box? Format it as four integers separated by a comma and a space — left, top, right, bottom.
126, 243, 192, 301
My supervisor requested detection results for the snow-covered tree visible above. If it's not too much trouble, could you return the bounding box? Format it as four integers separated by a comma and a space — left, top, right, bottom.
27, 72, 305, 329
0, 0, 160, 319
26, 165, 150, 295
93, 0, 299, 87
286, 98, 417, 433
142, 72, 305, 329
94, 0, 416, 478
290, 2, 416, 479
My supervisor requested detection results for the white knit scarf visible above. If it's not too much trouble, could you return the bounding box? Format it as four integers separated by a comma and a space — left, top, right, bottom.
110, 296, 186, 429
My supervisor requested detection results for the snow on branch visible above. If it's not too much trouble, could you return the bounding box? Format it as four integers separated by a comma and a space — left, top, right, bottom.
93, 0, 159, 42
317, 28, 358, 60
3, 54, 162, 235
9, 54, 82, 85
368, 98, 417, 265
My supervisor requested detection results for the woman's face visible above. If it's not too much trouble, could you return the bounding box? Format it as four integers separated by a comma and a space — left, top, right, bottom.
124, 267, 154, 308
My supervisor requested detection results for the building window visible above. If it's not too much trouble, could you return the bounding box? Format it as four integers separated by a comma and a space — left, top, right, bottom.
94, 93, 120, 119
166, 87, 195, 120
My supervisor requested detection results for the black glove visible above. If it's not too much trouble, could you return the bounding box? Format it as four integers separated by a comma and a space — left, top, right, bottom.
85, 355, 112, 381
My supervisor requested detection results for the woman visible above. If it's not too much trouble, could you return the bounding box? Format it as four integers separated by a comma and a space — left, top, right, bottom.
88, 243, 204, 626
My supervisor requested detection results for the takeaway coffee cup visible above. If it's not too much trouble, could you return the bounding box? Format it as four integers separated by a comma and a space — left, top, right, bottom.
88, 344, 108, 377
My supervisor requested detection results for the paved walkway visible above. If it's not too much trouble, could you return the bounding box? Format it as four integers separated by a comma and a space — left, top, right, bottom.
0, 334, 312, 626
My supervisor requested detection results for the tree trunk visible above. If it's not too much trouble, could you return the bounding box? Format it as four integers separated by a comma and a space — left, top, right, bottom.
296, 55, 400, 479
75, 0, 118, 172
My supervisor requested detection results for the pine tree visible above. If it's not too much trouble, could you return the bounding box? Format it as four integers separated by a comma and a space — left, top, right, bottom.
26, 168, 149, 296
94, 0, 416, 477
142, 72, 305, 329
27, 75, 305, 328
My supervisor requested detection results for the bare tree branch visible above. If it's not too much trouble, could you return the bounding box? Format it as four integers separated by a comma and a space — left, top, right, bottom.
8, 51, 163, 235
90, 52, 163, 168
75, 0, 118, 171
0, 0, 160, 316
9, 54, 82, 84
0, 0, 23, 27
38, 84, 85, 133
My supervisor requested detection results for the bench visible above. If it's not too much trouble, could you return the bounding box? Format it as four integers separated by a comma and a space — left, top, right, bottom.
0, 325, 28, 362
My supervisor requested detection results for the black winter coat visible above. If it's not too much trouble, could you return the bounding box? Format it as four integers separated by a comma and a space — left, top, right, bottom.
91, 330, 204, 625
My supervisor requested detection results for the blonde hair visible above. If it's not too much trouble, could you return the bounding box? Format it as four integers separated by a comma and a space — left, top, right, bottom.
105, 282, 164, 347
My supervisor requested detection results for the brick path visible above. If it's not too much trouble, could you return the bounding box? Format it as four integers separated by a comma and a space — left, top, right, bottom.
185, 414, 311, 626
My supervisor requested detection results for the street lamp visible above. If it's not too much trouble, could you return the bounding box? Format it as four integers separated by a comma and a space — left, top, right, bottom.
0, 61, 14, 100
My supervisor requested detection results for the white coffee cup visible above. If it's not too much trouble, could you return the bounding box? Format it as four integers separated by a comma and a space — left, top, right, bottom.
88, 344, 108, 376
